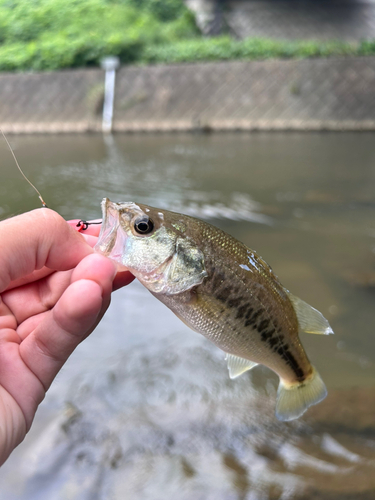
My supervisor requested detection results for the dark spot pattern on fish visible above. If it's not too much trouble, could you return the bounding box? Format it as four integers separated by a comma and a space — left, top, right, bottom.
227, 297, 243, 309
268, 337, 279, 348
278, 348, 305, 381
258, 319, 270, 333
235, 302, 250, 319
261, 328, 275, 341
215, 286, 232, 303
245, 308, 254, 320
211, 272, 226, 291
208, 260, 306, 382
265, 338, 305, 381
252, 317, 306, 381
250, 309, 262, 322
244, 309, 262, 328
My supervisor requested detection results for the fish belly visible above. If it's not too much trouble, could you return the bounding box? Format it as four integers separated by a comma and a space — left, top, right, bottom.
156, 276, 313, 386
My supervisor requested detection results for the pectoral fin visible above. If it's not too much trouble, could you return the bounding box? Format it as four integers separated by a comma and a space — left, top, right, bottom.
148, 237, 207, 295
225, 354, 258, 379
288, 293, 333, 335
164, 237, 207, 294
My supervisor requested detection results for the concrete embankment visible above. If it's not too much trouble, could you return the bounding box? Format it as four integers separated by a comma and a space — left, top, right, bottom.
1, 56, 375, 133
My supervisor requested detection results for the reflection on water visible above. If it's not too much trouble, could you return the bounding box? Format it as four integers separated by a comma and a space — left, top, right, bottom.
1, 132, 375, 499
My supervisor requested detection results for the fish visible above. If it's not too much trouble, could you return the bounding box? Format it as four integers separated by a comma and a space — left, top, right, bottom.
94, 198, 333, 421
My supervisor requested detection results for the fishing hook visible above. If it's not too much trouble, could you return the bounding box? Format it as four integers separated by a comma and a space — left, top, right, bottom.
76, 220, 102, 232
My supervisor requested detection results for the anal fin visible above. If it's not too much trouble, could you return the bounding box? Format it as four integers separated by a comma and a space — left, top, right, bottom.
288, 292, 333, 335
225, 353, 258, 379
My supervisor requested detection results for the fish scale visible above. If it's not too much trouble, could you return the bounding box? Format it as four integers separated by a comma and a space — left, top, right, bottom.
95, 198, 333, 421
159, 238, 309, 384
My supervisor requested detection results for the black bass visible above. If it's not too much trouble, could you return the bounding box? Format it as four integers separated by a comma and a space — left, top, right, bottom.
95, 198, 333, 421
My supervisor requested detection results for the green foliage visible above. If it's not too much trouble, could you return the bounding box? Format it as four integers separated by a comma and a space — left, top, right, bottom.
0, 0, 196, 70
141, 37, 364, 65
0, 0, 373, 71
359, 39, 375, 55
125, 0, 188, 21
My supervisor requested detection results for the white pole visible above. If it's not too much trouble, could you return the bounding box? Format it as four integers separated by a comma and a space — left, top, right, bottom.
100, 56, 120, 134
102, 69, 116, 133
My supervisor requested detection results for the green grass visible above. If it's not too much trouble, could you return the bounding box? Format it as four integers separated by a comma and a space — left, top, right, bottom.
141, 37, 372, 65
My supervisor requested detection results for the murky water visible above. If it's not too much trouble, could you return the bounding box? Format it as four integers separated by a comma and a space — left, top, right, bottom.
0, 132, 375, 499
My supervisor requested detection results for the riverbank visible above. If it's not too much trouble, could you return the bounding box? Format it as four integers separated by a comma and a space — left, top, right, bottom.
1, 56, 375, 133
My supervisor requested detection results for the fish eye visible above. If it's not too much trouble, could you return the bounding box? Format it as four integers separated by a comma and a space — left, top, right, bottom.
134, 216, 154, 235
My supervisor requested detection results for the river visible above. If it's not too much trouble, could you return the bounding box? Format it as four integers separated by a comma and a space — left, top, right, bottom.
0, 132, 375, 499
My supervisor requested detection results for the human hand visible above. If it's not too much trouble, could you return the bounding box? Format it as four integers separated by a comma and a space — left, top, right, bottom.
0, 208, 134, 465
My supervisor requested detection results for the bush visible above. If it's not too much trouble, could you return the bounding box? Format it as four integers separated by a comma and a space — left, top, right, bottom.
128, 0, 188, 22
0, 0, 373, 71
0, 0, 197, 70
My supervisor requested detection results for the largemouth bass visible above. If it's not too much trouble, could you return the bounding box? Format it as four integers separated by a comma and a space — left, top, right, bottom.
95, 198, 333, 421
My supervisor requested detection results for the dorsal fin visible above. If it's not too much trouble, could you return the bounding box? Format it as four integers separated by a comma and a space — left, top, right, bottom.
225, 353, 258, 379
288, 293, 333, 335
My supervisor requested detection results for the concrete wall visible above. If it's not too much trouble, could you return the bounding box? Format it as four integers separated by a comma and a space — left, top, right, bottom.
186, 0, 375, 40
1, 57, 375, 134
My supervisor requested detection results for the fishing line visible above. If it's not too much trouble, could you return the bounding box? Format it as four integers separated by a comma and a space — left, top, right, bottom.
1, 130, 103, 231
1, 129, 48, 208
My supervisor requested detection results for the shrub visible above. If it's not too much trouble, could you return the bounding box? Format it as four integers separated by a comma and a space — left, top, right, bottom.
0, 0, 196, 70
0, 0, 373, 71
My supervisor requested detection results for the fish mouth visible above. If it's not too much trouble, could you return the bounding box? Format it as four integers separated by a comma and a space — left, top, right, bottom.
94, 197, 129, 269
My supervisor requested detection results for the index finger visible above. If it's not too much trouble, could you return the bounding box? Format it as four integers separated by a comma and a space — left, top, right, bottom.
0, 209, 94, 293
4, 219, 100, 292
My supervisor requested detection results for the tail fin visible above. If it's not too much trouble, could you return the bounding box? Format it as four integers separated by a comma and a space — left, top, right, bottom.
275, 367, 327, 421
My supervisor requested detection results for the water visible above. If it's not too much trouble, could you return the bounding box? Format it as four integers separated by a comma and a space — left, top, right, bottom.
0, 132, 375, 499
